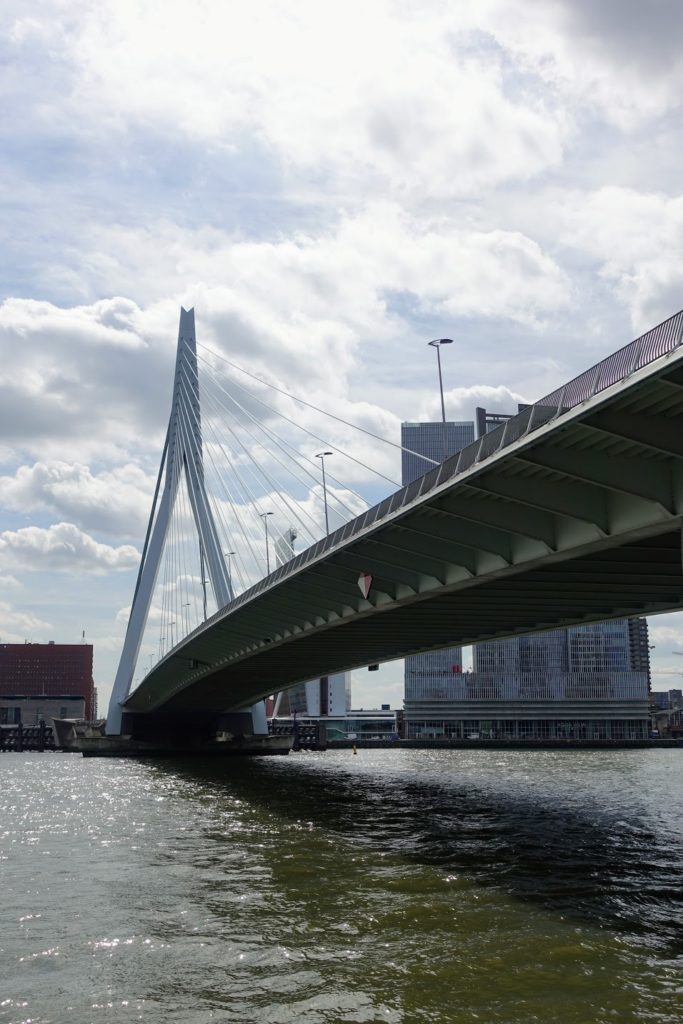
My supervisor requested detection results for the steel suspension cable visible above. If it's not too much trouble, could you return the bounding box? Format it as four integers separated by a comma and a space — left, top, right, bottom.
177, 469, 203, 630
176, 382, 264, 584
197, 362, 365, 520
196, 344, 439, 468
195, 351, 402, 487
174, 382, 253, 593
195, 374, 321, 544
194, 354, 368, 509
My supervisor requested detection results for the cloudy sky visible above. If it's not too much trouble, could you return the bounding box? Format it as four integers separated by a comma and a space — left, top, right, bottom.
2, 0, 683, 714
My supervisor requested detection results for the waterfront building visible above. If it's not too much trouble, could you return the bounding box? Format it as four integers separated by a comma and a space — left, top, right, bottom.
273, 673, 352, 717
0, 695, 85, 726
651, 688, 682, 710
271, 707, 401, 742
0, 642, 96, 721
401, 414, 651, 740
627, 617, 651, 687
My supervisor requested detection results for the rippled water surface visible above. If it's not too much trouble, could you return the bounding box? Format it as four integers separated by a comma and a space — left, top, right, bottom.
1, 748, 681, 1023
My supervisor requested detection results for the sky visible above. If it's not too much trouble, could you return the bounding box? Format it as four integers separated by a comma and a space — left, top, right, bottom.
2, 0, 683, 715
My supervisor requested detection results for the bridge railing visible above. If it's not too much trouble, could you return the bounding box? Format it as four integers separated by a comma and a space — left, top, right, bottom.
196, 309, 683, 626
454, 308, 683, 474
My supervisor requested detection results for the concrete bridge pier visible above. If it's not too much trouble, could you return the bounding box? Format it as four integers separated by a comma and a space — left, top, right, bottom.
56, 709, 290, 757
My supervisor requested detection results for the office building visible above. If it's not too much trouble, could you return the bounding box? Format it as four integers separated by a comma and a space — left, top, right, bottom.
273, 673, 353, 718
401, 421, 476, 483
0, 642, 96, 722
627, 617, 651, 687
405, 619, 650, 740
651, 688, 682, 711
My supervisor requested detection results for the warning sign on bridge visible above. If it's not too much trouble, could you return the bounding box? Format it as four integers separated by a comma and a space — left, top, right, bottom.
357, 572, 372, 599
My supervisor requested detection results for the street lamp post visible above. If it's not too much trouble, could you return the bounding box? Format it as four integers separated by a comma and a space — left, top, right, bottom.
428, 338, 454, 462
260, 512, 274, 575
224, 550, 236, 582
315, 451, 333, 535
200, 576, 208, 620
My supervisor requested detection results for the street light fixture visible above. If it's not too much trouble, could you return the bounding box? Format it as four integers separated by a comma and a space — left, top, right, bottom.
224, 550, 236, 585
259, 512, 274, 575
315, 451, 333, 535
428, 338, 454, 462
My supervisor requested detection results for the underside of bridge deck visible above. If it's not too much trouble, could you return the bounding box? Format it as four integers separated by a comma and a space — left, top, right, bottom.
122, 319, 683, 722
125, 530, 683, 718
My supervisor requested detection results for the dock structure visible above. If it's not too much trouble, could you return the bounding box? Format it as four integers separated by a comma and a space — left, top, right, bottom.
0, 722, 55, 752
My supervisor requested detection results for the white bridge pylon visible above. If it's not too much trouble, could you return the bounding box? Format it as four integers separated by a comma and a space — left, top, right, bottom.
106, 308, 264, 735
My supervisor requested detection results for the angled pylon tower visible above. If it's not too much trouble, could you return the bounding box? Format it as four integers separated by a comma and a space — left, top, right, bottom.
106, 308, 235, 735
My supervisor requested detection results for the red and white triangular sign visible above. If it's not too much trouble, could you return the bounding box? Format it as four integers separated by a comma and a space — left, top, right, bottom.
358, 572, 372, 599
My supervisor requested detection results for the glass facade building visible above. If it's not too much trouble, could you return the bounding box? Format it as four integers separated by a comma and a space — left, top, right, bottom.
401, 422, 476, 484
474, 620, 637, 677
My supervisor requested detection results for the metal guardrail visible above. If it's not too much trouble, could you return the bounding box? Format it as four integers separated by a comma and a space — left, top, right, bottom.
176, 309, 683, 642
0, 722, 56, 751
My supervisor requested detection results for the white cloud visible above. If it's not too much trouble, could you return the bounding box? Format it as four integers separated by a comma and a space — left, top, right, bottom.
481, 0, 683, 128
0, 522, 139, 574
559, 186, 683, 331
0, 461, 153, 537
0, 206, 568, 482
82, 205, 570, 327
429, 384, 528, 423
0, 296, 144, 350
0, 599, 52, 641
0, 295, 175, 464
647, 623, 683, 648
4, 1, 567, 200
0, 573, 21, 590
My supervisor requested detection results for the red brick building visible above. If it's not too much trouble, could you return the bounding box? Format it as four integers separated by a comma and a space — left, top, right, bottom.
0, 642, 96, 720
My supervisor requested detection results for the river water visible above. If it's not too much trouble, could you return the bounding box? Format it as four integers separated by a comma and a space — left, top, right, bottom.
1, 748, 681, 1024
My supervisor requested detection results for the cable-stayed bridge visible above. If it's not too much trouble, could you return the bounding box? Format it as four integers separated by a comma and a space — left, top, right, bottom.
107, 308, 683, 741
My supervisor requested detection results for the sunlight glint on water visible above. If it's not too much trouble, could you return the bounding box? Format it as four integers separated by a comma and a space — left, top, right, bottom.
0, 749, 681, 1023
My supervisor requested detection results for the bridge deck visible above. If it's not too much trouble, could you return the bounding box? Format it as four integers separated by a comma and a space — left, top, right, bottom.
124, 311, 683, 717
